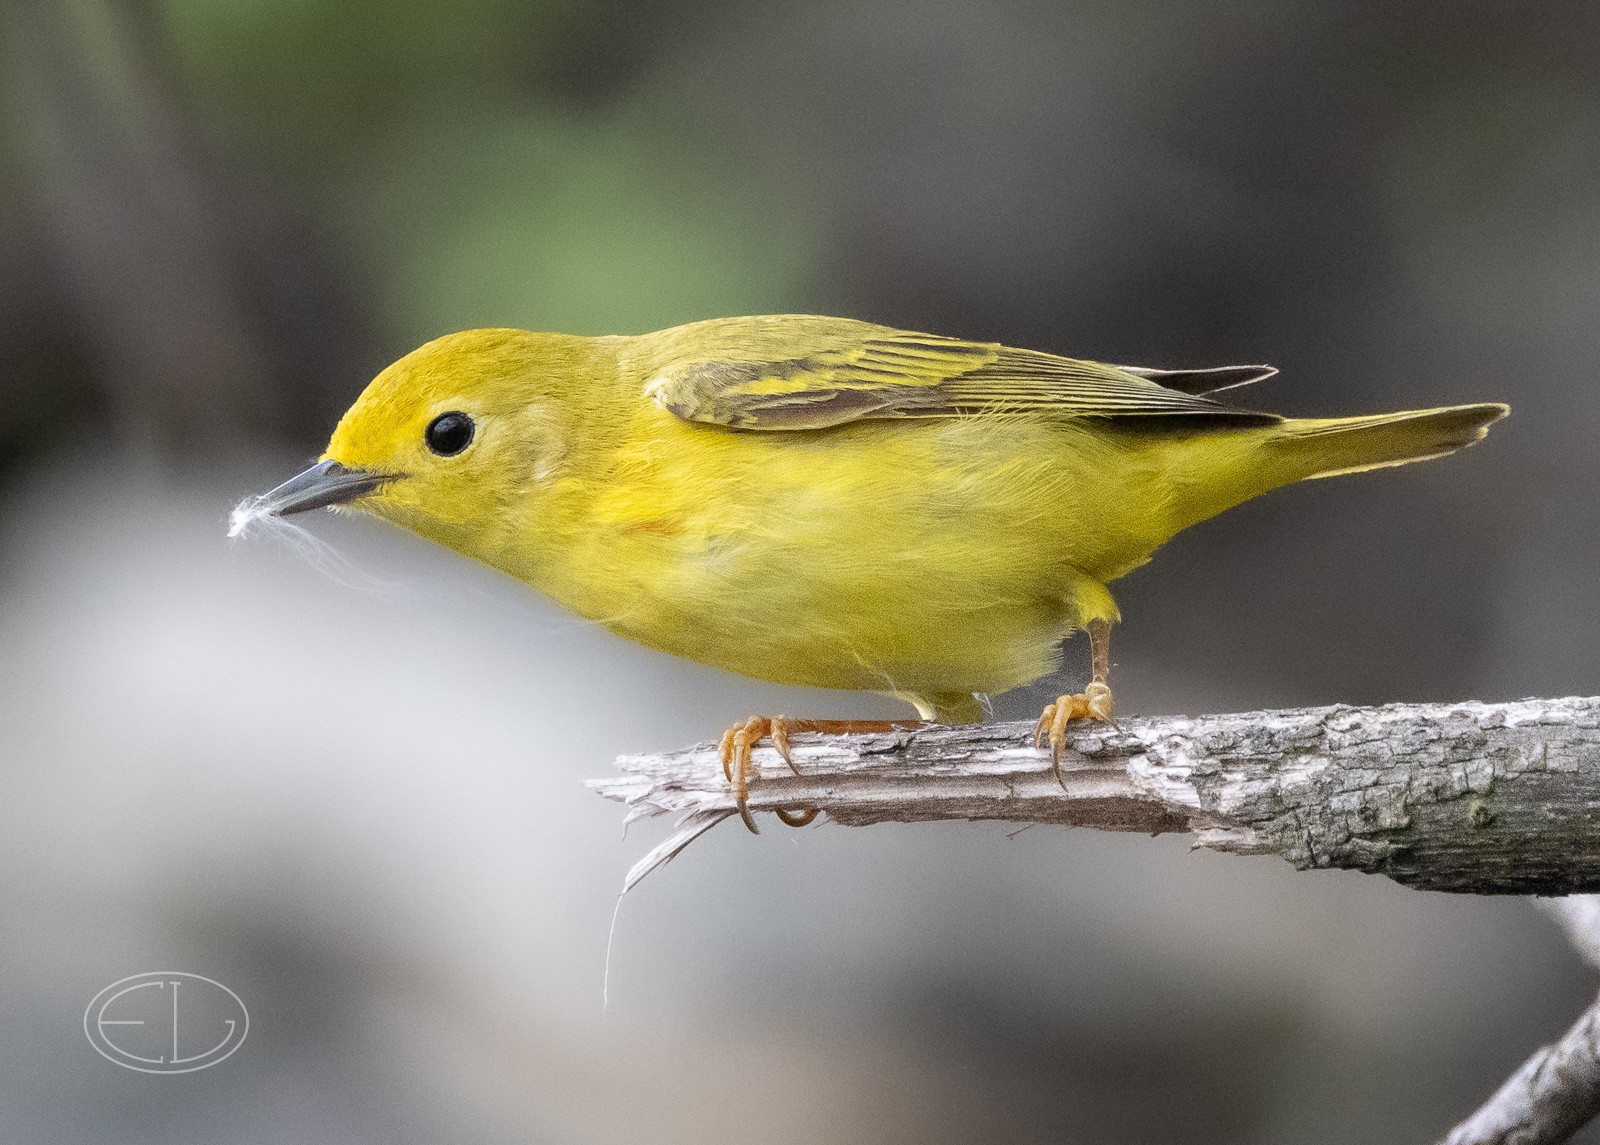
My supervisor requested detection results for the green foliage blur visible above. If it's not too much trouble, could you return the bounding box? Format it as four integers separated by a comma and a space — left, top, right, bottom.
160, 0, 823, 338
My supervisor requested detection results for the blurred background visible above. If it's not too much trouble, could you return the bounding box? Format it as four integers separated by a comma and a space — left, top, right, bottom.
1, 0, 1597, 1141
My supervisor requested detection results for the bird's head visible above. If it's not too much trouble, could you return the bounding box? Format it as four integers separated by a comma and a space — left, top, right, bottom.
233, 328, 603, 559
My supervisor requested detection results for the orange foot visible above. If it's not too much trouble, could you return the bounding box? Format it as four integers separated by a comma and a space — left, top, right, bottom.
719, 716, 923, 833
1034, 682, 1116, 785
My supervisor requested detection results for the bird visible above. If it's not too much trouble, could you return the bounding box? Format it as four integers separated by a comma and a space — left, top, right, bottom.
235, 315, 1507, 830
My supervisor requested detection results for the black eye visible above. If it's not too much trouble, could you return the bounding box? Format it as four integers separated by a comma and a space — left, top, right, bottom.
425, 411, 474, 456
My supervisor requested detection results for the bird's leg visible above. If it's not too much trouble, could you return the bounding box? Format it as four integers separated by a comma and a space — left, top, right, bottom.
1034, 619, 1116, 785
719, 716, 924, 833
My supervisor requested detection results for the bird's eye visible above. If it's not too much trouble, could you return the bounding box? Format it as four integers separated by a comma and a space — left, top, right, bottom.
425, 411, 475, 456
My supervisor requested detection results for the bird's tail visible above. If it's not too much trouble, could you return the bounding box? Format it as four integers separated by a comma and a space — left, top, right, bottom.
1268, 402, 1509, 483
1151, 401, 1507, 542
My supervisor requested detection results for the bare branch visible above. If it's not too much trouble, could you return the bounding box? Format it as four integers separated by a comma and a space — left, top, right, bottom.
1439, 990, 1600, 1145
1437, 897, 1600, 1145
591, 697, 1600, 893
598, 697, 1600, 1140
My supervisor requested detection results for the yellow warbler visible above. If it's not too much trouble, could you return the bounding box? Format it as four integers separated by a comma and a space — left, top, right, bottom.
237, 315, 1506, 828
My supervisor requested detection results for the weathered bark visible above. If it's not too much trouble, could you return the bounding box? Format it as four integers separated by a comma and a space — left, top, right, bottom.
591, 697, 1600, 893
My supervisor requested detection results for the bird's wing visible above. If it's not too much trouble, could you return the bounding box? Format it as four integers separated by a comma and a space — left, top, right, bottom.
1112, 363, 1277, 395
646, 330, 1280, 431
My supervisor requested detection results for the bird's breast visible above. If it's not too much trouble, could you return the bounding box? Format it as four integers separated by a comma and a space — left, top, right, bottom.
505, 417, 1158, 694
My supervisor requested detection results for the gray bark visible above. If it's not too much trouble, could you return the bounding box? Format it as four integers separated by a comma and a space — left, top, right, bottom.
591, 696, 1600, 894
1438, 898, 1600, 1145
596, 698, 1600, 1142
1438, 992, 1600, 1145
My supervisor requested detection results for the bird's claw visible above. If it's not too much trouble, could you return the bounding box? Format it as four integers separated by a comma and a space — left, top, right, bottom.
1034, 682, 1115, 787
718, 716, 817, 833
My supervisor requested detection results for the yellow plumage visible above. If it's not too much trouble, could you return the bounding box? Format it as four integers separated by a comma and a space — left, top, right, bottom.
305, 316, 1503, 728
236, 314, 1505, 822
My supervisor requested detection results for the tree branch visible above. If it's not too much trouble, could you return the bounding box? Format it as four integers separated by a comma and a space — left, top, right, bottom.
1440, 898, 1600, 1145
597, 696, 1600, 1142
591, 697, 1600, 893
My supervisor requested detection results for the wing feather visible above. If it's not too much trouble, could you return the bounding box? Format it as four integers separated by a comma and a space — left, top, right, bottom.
644, 322, 1280, 431
1113, 363, 1278, 395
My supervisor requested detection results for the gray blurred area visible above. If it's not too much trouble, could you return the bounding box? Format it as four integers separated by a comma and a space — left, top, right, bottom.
2, 1, 1597, 1141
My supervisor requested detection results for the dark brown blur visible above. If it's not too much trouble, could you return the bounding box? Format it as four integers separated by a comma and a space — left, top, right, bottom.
1, 2, 1596, 1142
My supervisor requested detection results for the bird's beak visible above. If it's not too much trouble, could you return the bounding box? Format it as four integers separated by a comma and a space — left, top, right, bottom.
252, 459, 393, 516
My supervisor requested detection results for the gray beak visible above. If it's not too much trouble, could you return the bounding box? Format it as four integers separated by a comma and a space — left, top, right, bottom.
251, 459, 392, 516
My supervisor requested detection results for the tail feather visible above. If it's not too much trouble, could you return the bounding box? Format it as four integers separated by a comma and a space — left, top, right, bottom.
1273, 402, 1509, 482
